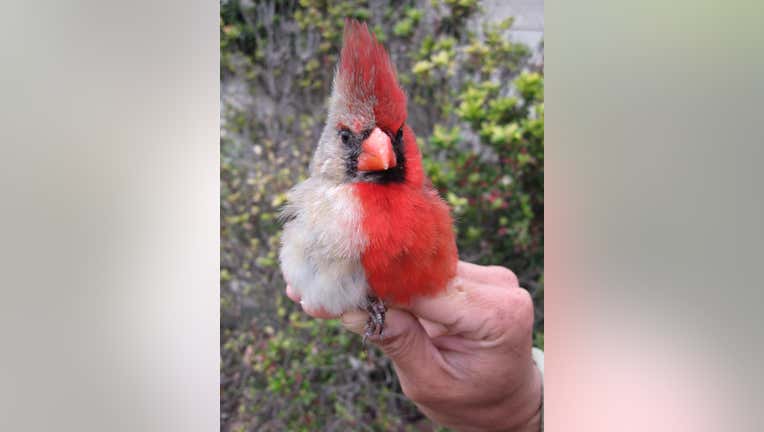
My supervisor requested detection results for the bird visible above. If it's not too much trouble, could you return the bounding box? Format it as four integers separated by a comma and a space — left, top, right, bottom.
279, 19, 458, 340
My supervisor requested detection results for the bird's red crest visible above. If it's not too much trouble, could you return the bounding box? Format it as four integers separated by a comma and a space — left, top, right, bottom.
338, 19, 407, 132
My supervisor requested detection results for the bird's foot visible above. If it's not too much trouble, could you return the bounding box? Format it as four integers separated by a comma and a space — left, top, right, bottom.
363, 296, 386, 345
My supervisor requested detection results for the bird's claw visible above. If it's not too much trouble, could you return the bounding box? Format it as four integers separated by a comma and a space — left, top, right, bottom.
363, 296, 386, 345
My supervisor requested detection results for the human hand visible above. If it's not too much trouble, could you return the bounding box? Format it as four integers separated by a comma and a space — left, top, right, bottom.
285, 261, 542, 432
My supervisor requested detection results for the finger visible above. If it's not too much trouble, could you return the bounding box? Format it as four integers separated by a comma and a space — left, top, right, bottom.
341, 310, 457, 344
405, 276, 471, 327
407, 276, 514, 335
457, 261, 520, 289
341, 308, 438, 369
402, 263, 521, 328
285, 284, 301, 302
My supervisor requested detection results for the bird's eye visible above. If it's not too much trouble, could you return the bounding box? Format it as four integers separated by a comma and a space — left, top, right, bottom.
339, 129, 351, 145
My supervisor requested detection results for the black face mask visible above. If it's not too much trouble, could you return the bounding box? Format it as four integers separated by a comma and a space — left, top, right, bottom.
343, 127, 406, 184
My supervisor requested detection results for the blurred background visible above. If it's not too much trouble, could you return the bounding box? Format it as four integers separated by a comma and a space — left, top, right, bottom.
220, 0, 543, 430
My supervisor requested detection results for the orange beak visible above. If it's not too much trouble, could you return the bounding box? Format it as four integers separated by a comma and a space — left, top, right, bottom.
357, 127, 397, 172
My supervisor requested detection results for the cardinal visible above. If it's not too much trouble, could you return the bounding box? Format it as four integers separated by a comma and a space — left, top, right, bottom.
279, 19, 457, 340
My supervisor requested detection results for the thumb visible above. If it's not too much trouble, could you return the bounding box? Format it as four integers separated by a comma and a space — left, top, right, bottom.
341, 308, 435, 371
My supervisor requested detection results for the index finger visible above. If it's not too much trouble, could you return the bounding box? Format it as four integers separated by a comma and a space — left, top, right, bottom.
403, 266, 524, 334
403, 275, 475, 328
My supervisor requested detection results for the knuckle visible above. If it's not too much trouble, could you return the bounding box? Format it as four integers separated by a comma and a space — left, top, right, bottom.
511, 288, 535, 334
488, 265, 519, 288
492, 287, 534, 331
492, 288, 514, 325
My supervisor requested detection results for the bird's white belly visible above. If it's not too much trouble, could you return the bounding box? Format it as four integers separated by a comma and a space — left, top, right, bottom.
279, 181, 369, 315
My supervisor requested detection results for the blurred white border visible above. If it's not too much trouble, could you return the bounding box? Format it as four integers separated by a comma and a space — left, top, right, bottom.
0, 1, 219, 431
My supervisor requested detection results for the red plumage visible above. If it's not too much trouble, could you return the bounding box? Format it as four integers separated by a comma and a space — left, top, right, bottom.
341, 21, 458, 305
338, 20, 407, 132
356, 127, 458, 304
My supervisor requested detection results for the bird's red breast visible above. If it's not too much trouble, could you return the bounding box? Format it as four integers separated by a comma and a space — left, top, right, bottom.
354, 126, 458, 305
